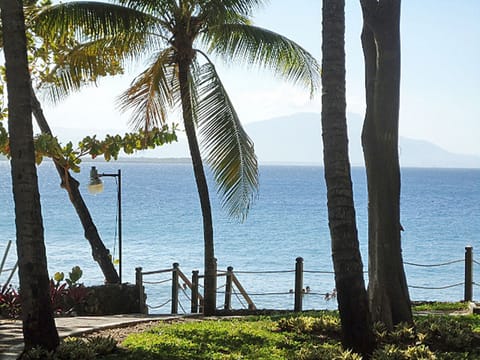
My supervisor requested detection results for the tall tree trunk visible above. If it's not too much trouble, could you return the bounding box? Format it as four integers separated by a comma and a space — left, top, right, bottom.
1, 0, 59, 351
30, 87, 120, 284
177, 58, 217, 316
360, 0, 413, 329
321, 0, 374, 355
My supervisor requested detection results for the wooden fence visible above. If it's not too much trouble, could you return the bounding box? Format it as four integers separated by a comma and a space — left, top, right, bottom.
135, 246, 479, 314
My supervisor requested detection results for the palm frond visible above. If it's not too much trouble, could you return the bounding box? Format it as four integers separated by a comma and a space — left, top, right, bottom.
39, 31, 164, 103
198, 0, 267, 18
117, 47, 178, 131
195, 60, 258, 222
33, 1, 158, 43
117, 0, 177, 18
205, 24, 320, 98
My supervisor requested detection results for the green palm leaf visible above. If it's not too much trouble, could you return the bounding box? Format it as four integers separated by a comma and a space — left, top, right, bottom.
33, 2, 149, 38
205, 24, 320, 97
198, 0, 267, 17
195, 60, 258, 222
40, 32, 155, 102
117, 48, 178, 131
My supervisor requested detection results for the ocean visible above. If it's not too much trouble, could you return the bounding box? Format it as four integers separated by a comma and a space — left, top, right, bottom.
1, 160, 479, 313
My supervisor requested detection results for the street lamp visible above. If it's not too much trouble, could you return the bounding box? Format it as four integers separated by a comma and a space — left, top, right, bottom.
88, 166, 123, 283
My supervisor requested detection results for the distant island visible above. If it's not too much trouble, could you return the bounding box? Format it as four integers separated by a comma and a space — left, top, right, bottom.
245, 112, 480, 168
3, 112, 479, 168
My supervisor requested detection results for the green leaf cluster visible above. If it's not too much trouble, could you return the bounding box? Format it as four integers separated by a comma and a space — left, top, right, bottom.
0, 120, 177, 172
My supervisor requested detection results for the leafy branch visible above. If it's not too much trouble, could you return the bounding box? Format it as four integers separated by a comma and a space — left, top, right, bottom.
0, 119, 178, 172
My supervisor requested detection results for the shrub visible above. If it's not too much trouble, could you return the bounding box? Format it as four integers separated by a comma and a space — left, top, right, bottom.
0, 285, 21, 318
87, 336, 117, 355
372, 344, 436, 360
50, 266, 89, 316
21, 347, 54, 360
416, 316, 477, 352
297, 343, 362, 360
54, 337, 96, 360
374, 322, 416, 347
277, 314, 341, 337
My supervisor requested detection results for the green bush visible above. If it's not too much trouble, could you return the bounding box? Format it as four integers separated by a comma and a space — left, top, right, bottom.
21, 347, 54, 360
297, 343, 362, 360
277, 314, 341, 336
54, 337, 96, 360
372, 344, 436, 360
87, 336, 117, 355
416, 316, 477, 352
374, 322, 416, 347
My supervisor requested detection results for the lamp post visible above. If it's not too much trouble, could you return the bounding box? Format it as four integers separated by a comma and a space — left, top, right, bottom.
88, 166, 123, 284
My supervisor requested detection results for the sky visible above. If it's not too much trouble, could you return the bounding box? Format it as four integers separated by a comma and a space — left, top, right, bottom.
40, 0, 480, 157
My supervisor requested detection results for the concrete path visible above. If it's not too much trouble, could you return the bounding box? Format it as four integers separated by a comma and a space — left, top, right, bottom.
0, 314, 173, 360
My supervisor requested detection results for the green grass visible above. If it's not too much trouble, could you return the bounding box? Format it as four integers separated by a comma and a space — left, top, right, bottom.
95, 311, 480, 360
103, 318, 305, 359
412, 301, 470, 312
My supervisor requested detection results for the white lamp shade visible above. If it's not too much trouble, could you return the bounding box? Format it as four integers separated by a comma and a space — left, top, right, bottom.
88, 182, 104, 194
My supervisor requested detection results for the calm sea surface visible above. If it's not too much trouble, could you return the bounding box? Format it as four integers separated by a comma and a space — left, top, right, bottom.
1, 161, 479, 313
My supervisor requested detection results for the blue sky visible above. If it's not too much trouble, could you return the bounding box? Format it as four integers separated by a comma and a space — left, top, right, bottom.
42, 0, 480, 157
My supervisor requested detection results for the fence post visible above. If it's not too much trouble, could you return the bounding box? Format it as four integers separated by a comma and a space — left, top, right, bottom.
171, 263, 179, 314
294, 257, 304, 312
135, 267, 146, 314
214, 258, 218, 308
191, 270, 199, 313
224, 266, 233, 310
464, 246, 473, 302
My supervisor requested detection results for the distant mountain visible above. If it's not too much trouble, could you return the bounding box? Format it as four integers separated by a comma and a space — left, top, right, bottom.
245, 112, 480, 168
48, 112, 479, 168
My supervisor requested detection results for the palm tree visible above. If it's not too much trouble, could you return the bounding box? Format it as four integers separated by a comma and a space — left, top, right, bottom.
321, 0, 374, 355
0, 0, 59, 351
35, 0, 320, 314
359, 0, 413, 329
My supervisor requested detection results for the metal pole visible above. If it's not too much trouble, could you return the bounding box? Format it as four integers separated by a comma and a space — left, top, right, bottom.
96, 169, 123, 284
294, 257, 304, 312
0, 240, 12, 274
465, 246, 473, 302
118, 169, 122, 284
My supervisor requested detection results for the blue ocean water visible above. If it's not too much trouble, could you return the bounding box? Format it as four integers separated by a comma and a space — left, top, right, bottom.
1, 160, 479, 313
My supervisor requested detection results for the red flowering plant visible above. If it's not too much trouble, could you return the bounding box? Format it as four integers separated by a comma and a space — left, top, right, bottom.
50, 266, 89, 316
0, 285, 21, 319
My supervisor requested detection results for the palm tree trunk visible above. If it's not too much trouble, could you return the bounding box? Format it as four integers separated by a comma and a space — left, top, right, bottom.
1, 0, 59, 351
360, 0, 413, 329
30, 86, 120, 284
321, 0, 374, 355
177, 58, 217, 316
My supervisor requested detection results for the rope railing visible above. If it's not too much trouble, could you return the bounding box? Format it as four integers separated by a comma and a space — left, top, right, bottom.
248, 291, 293, 296
303, 270, 335, 274
233, 269, 295, 274
135, 246, 479, 315
404, 259, 464, 267
147, 298, 171, 310
143, 278, 171, 285
408, 282, 464, 290
233, 288, 247, 310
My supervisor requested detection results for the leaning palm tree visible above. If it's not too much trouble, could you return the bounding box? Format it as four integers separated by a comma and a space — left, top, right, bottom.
35, 0, 320, 315
1, 0, 59, 351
